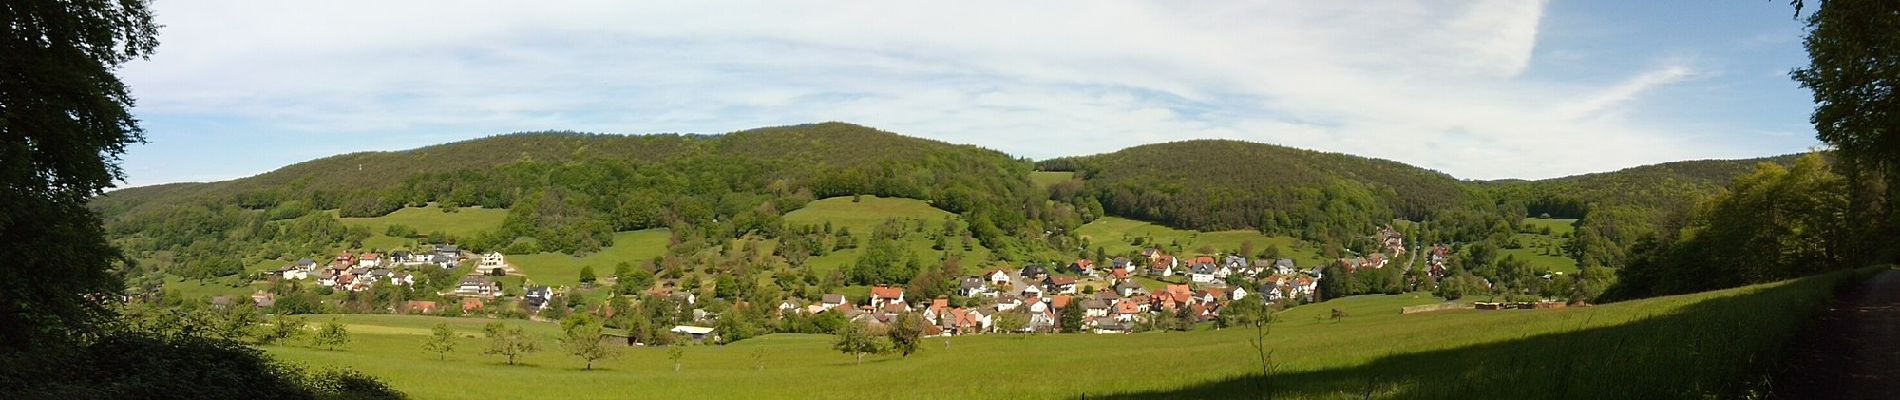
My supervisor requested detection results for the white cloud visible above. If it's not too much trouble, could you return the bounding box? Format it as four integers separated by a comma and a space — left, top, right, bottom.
118, 0, 1763, 185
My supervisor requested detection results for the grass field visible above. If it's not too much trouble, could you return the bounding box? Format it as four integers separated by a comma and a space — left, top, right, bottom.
1500, 218, 1582, 274
1075, 217, 1326, 267
508, 229, 673, 287
262, 268, 1866, 399
1028, 171, 1075, 191
785, 196, 999, 273
337, 206, 510, 250
783, 195, 958, 234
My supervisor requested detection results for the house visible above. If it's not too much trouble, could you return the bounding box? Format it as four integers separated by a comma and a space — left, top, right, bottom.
870, 286, 906, 310
456, 276, 500, 298
777, 300, 800, 315
1021, 264, 1049, 281
1113, 280, 1145, 297
1190, 263, 1220, 283
1044, 276, 1078, 294
1110, 257, 1133, 275
476, 252, 510, 275
822, 294, 849, 309
277, 265, 309, 280
1274, 259, 1298, 276
434, 244, 462, 259
1148, 259, 1175, 277
1067, 259, 1096, 276
958, 276, 989, 297
251, 291, 276, 309
1112, 299, 1144, 322
358, 253, 383, 268
671, 326, 717, 343
1230, 286, 1250, 300
315, 269, 338, 286
1081, 299, 1110, 318
523, 286, 554, 313
1108, 268, 1132, 283
295, 258, 318, 270
402, 300, 439, 314
985, 269, 1013, 286
1019, 284, 1044, 297
995, 295, 1023, 312
461, 297, 485, 313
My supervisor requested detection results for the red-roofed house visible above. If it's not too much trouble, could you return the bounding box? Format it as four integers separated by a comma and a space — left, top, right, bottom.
870, 286, 906, 310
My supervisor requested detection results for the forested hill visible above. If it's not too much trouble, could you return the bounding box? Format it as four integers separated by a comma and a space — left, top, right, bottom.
1478, 153, 1808, 219
1039, 140, 1474, 243
95, 122, 1049, 257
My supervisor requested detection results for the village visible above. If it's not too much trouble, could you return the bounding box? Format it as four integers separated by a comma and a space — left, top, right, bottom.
234, 224, 1486, 342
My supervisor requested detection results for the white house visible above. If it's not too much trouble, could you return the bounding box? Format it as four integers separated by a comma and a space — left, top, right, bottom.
455, 276, 500, 298
821, 294, 849, 310
1190, 264, 1220, 283
986, 269, 1012, 286
476, 252, 509, 275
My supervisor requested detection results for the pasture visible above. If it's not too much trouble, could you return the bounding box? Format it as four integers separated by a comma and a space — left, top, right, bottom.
1076, 217, 1326, 267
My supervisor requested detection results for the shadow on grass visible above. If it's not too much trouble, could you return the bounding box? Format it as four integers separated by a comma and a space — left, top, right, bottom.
1089, 272, 1856, 400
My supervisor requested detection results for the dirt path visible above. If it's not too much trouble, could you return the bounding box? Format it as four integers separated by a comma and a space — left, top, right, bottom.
1772, 269, 1900, 399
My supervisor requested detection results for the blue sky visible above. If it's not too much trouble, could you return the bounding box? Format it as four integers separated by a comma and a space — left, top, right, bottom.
115, 0, 1820, 188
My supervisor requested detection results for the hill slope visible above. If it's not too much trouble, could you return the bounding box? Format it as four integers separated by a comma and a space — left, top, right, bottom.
1042, 140, 1474, 242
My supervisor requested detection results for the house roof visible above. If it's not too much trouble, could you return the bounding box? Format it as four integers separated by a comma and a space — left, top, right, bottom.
1072, 259, 1094, 268
823, 294, 847, 304
1051, 295, 1073, 309
458, 276, 491, 285
670, 325, 716, 335
1045, 276, 1076, 285
871, 286, 904, 299
1081, 299, 1108, 310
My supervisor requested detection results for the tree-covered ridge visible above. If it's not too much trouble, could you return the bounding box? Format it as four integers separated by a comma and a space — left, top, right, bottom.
1478, 153, 1807, 219
1041, 139, 1476, 243
95, 122, 1056, 272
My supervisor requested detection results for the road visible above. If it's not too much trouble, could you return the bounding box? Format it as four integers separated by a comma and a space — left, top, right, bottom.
1772, 269, 1900, 399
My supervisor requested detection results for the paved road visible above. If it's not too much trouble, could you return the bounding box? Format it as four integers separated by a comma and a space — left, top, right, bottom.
1773, 269, 1900, 399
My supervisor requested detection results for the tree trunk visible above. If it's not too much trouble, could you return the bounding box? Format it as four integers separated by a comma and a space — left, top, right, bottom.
856, 352, 865, 365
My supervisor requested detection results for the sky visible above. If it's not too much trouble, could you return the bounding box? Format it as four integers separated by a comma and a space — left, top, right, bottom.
116, 0, 1822, 188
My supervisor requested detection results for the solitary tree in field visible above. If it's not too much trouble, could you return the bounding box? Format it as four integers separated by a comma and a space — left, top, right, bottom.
667, 347, 685, 372
482, 322, 540, 365
561, 314, 618, 370
833, 320, 887, 365
887, 313, 924, 358
425, 322, 457, 360
312, 320, 350, 351
262, 315, 306, 344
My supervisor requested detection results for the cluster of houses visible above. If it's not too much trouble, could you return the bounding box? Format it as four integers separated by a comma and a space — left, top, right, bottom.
270, 244, 467, 292
764, 247, 1332, 336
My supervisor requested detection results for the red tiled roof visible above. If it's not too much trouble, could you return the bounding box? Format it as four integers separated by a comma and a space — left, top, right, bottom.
871, 286, 905, 299
1051, 295, 1073, 309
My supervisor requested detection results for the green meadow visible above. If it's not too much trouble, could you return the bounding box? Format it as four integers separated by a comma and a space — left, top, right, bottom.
338, 206, 510, 250
1028, 171, 1075, 190
1076, 216, 1327, 266
508, 229, 673, 287
1500, 218, 1582, 274
263, 268, 1867, 399
786, 196, 999, 273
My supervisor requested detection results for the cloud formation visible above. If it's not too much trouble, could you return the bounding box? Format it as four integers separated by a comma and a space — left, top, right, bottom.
118, 0, 1809, 186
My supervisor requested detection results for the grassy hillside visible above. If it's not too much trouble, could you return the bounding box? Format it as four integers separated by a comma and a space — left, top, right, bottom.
263, 269, 1868, 399
782, 196, 957, 234
507, 229, 673, 287
1499, 218, 1580, 274
784, 196, 999, 273
1075, 217, 1327, 267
